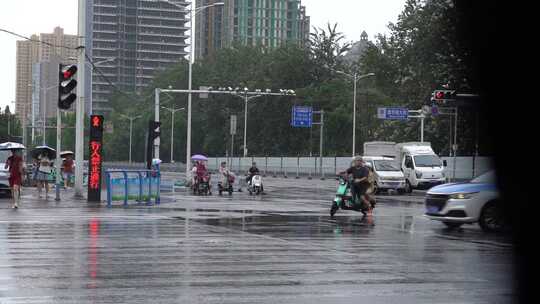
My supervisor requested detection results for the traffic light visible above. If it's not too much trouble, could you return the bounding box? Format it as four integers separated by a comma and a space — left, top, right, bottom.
149, 121, 161, 140
432, 90, 456, 103
58, 64, 78, 110
147, 120, 161, 169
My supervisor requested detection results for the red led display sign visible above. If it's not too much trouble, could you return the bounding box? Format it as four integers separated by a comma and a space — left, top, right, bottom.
88, 115, 104, 202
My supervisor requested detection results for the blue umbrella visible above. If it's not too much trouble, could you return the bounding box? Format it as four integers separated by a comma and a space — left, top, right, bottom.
191, 154, 208, 161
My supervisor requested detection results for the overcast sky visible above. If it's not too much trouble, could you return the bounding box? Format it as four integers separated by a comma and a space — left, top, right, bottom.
0, 0, 405, 111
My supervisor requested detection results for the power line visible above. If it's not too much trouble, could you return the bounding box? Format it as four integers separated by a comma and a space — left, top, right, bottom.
2, 27, 162, 106
0, 28, 80, 51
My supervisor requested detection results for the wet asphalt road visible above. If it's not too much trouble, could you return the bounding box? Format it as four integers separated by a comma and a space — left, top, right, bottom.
0, 178, 516, 303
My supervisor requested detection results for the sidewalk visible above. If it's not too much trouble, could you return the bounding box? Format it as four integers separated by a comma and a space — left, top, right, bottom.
0, 186, 98, 209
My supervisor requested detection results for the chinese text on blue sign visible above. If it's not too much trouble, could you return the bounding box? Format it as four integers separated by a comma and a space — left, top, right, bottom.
377, 107, 409, 120
291, 106, 313, 127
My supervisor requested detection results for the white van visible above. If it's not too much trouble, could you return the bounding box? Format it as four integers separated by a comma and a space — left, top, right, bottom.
395, 142, 446, 192
361, 156, 406, 194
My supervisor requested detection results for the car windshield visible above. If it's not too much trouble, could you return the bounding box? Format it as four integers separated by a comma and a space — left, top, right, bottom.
373, 160, 400, 171
471, 171, 496, 184
0, 151, 9, 164
413, 155, 442, 167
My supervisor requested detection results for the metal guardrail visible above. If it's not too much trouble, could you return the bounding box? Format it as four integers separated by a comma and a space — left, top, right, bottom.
105, 169, 160, 207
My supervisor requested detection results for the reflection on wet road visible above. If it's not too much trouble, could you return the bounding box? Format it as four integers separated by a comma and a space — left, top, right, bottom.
0, 178, 515, 303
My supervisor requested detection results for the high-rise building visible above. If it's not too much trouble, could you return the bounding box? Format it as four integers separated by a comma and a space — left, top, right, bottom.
194, 0, 310, 60
15, 36, 39, 123
15, 27, 78, 130
88, 0, 190, 114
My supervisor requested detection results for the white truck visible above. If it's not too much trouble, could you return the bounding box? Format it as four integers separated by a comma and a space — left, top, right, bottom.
364, 142, 447, 193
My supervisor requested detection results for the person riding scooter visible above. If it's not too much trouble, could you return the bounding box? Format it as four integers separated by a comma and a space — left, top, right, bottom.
194, 160, 211, 195
245, 162, 265, 195
246, 162, 264, 193
218, 161, 234, 195
344, 157, 371, 212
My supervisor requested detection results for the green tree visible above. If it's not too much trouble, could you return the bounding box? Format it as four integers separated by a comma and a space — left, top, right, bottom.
359, 0, 484, 155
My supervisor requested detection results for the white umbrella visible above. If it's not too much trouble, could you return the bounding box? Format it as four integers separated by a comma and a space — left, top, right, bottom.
31, 146, 56, 159
0, 142, 26, 150
60, 150, 74, 157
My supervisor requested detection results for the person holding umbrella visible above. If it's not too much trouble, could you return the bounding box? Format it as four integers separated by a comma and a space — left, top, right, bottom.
32, 146, 55, 198
61, 151, 74, 188
3, 145, 25, 209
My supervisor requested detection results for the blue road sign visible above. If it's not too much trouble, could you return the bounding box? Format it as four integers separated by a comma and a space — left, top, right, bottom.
291, 106, 313, 127
377, 107, 409, 120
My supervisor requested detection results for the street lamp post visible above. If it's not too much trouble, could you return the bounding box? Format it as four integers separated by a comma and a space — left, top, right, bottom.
161, 106, 185, 162
28, 84, 56, 146
226, 88, 293, 158
186, 2, 225, 178
151, 0, 224, 177
327, 69, 375, 156
119, 114, 142, 163
344, 72, 375, 157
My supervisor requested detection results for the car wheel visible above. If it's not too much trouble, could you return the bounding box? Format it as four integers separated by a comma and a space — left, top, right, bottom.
479, 201, 504, 232
443, 222, 463, 229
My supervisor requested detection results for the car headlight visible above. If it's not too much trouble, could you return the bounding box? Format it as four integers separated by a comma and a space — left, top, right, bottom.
416, 171, 422, 178
449, 192, 478, 199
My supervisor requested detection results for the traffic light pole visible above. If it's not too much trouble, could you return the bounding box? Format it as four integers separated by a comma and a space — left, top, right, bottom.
408, 109, 426, 142
74, 0, 86, 198
154, 88, 160, 160
55, 108, 61, 201
154, 88, 294, 177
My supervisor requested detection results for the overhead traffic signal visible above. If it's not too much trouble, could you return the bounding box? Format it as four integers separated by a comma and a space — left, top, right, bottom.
58, 64, 78, 110
432, 90, 456, 103
147, 120, 161, 169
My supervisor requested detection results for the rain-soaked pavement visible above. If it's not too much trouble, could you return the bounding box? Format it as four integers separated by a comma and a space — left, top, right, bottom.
0, 178, 516, 303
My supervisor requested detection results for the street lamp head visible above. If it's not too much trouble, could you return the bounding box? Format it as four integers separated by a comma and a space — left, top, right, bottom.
228, 87, 233, 91
243, 87, 249, 92
168, 85, 172, 89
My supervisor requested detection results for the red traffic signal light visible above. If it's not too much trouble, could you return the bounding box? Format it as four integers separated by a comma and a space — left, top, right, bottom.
58, 64, 78, 110
433, 90, 456, 102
